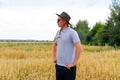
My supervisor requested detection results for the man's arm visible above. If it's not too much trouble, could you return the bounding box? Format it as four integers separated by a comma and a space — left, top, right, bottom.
52, 41, 57, 63
73, 42, 82, 65
66, 42, 82, 69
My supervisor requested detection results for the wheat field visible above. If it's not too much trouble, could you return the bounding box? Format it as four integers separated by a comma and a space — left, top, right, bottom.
0, 42, 120, 80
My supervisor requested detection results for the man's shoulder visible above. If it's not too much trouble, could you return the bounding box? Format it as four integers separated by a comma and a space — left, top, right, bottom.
69, 28, 77, 34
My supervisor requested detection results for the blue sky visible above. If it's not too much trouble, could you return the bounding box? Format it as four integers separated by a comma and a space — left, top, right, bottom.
0, 0, 111, 40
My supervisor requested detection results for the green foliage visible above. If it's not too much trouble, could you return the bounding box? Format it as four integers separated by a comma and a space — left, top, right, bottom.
74, 20, 90, 44
74, 1, 120, 46
87, 22, 105, 45
86, 1, 120, 46
105, 3, 120, 46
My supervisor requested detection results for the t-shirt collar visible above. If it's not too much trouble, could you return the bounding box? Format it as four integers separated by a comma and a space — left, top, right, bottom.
60, 26, 70, 32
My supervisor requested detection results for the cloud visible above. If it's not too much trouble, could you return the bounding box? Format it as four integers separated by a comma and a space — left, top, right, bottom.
0, 0, 8, 7
0, 0, 111, 40
0, 7, 58, 40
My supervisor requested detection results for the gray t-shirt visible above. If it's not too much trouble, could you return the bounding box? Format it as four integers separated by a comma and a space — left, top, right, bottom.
54, 27, 80, 67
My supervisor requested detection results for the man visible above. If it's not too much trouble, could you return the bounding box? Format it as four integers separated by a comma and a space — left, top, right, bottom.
52, 12, 82, 80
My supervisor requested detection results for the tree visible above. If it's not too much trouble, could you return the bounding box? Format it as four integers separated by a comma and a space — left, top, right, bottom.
74, 20, 90, 44
86, 22, 105, 45
105, 0, 120, 46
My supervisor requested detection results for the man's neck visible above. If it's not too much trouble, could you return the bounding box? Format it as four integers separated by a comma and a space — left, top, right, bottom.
61, 25, 68, 30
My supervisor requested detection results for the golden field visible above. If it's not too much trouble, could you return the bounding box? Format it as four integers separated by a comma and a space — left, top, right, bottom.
0, 42, 120, 80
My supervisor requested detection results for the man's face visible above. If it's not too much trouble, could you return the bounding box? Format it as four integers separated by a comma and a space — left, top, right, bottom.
57, 16, 66, 28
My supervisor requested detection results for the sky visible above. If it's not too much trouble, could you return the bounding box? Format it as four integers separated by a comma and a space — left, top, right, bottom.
0, 0, 111, 40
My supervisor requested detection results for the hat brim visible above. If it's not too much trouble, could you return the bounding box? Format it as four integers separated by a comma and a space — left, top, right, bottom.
56, 14, 62, 18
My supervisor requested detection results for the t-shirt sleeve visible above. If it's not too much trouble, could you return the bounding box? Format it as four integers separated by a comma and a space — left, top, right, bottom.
71, 30, 81, 44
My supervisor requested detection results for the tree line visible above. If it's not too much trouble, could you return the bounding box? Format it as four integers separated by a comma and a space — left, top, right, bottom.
0, 39, 51, 42
73, 1, 120, 47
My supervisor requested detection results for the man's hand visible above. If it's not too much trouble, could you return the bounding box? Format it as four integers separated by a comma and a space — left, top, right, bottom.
66, 63, 75, 70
